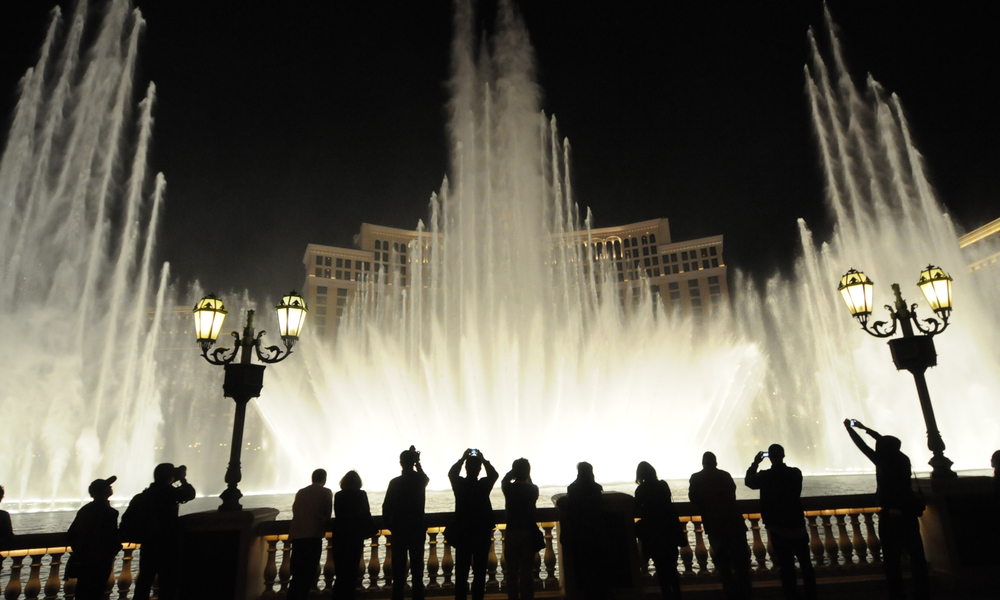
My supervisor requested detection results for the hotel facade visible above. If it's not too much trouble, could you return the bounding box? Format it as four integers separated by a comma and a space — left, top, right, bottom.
302, 218, 728, 338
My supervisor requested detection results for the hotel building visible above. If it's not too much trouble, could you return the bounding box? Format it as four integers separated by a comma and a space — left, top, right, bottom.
302, 219, 728, 338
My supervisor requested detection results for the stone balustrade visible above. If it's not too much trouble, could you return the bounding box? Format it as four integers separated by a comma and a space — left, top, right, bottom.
0, 494, 886, 599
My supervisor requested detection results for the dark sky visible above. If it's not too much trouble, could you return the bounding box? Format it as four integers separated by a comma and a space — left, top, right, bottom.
2, 1, 997, 299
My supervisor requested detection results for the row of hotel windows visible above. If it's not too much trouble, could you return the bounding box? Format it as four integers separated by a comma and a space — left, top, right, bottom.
313, 256, 407, 286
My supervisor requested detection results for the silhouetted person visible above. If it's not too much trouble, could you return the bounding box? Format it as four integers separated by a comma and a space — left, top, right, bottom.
0, 485, 12, 551
132, 463, 195, 600
845, 420, 928, 600
448, 449, 499, 600
745, 445, 815, 600
383, 445, 429, 600
992, 450, 1000, 500
331, 470, 375, 600
689, 452, 752, 599
635, 462, 683, 600
565, 462, 605, 600
66, 476, 120, 600
501, 458, 540, 600
288, 469, 333, 600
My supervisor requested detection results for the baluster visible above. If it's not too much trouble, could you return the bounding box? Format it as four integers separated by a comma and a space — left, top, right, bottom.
368, 532, 382, 590
749, 515, 767, 572
679, 521, 694, 576
43, 550, 64, 600
278, 539, 293, 593
117, 546, 135, 598
384, 533, 394, 589
766, 530, 775, 572
426, 530, 440, 589
103, 567, 115, 600
836, 513, 854, 566
5, 553, 26, 599
821, 512, 839, 567
323, 536, 335, 591
692, 518, 709, 575
542, 524, 557, 590
808, 514, 824, 567
850, 513, 868, 565
865, 512, 882, 563
486, 530, 499, 591
497, 526, 507, 590
23, 553, 43, 599
262, 538, 278, 598
442, 540, 454, 588
63, 570, 76, 600
357, 550, 366, 592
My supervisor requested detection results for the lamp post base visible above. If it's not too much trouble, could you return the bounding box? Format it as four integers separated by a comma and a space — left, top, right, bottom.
929, 451, 957, 480
220, 485, 244, 511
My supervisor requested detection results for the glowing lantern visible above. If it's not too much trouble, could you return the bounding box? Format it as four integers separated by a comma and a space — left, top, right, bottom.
276, 291, 308, 347
193, 295, 228, 351
838, 268, 875, 324
917, 265, 953, 318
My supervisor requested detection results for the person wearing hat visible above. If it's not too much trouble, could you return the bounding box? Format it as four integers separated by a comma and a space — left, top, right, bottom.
66, 476, 121, 600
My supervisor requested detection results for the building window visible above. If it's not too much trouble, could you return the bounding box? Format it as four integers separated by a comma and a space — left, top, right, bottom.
690, 289, 701, 297
617, 273, 625, 282
364, 262, 371, 271
315, 256, 323, 265
325, 257, 332, 267
315, 316, 327, 326
344, 260, 352, 269
672, 265, 679, 274
401, 278, 406, 286
688, 279, 699, 287
336, 308, 344, 317
671, 253, 677, 262
691, 298, 702, 307
614, 240, 622, 258
375, 240, 382, 250
682, 263, 689, 272
316, 306, 327, 315
335, 270, 342, 279
336, 258, 343, 268
681, 251, 688, 260
707, 276, 719, 285
623, 238, 630, 248
670, 291, 681, 300
711, 296, 721, 305
645, 268, 652, 277
700, 248, 707, 258
641, 235, 648, 245
653, 268, 660, 277
668, 282, 680, 290
355, 272, 362, 281
650, 285, 660, 294
710, 285, 721, 295
316, 296, 327, 305
642, 246, 649, 256
336, 298, 346, 307
401, 266, 407, 275
400, 255, 406, 264
631, 237, 638, 246
324, 269, 331, 278
710, 246, 717, 256
712, 258, 719, 268
314, 267, 322, 277
649, 233, 657, 244
703, 260, 710, 269
317, 286, 328, 294
649, 245, 656, 253
652, 256, 659, 266
644, 258, 651, 267
337, 288, 347, 296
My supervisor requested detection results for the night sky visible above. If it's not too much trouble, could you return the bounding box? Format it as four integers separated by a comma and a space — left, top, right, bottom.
2, 1, 997, 299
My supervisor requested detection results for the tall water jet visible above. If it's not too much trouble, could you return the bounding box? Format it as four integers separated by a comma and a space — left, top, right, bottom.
0, 1, 174, 503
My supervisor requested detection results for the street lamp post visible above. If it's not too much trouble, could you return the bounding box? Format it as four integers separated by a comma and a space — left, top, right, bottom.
837, 265, 957, 479
193, 292, 308, 511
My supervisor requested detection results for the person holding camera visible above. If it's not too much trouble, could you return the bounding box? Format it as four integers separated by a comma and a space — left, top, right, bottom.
844, 419, 928, 600
502, 458, 540, 600
132, 463, 196, 600
383, 445, 430, 600
447, 449, 499, 600
744, 445, 815, 600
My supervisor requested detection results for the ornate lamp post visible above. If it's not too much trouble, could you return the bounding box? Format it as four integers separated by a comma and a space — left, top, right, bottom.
193, 292, 308, 510
837, 266, 956, 479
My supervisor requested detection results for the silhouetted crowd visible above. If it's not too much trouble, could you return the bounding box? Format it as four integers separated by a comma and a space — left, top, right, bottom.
2, 421, 997, 600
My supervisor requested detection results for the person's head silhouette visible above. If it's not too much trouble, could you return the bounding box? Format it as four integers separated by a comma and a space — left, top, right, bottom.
636, 461, 657, 485
400, 446, 419, 471
991, 450, 1000, 471
340, 470, 361, 491
511, 458, 531, 482
767, 444, 785, 465
312, 469, 328, 486
702, 452, 718, 469
466, 454, 483, 478
0, 485, 5, 504
577, 462, 595, 483
88, 476, 116, 501
153, 463, 175, 484
875, 435, 902, 456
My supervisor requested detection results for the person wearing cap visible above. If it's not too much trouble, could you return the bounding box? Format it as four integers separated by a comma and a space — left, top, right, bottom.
66, 476, 121, 600
133, 463, 196, 600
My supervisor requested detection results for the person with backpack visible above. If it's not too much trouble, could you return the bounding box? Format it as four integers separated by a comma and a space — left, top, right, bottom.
66, 476, 121, 600
130, 463, 195, 600
844, 420, 928, 600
